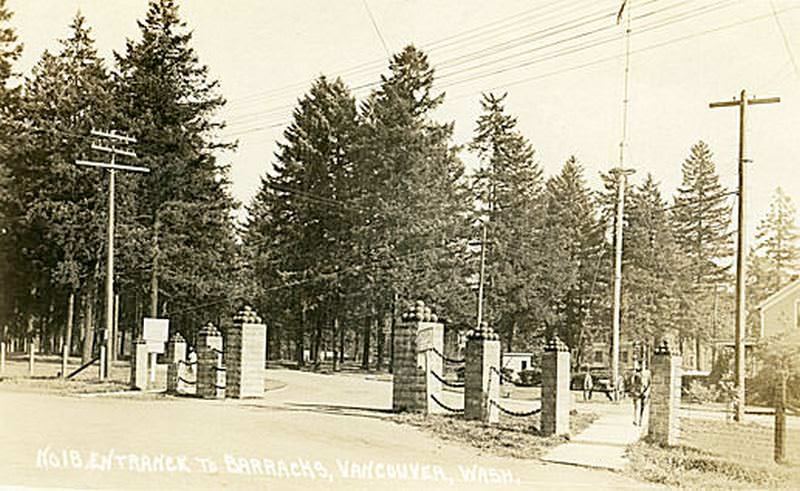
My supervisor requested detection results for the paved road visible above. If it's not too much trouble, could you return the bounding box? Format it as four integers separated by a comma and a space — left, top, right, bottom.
0, 369, 647, 490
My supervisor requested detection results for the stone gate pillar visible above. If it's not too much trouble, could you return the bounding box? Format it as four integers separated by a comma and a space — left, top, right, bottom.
392, 301, 444, 414
647, 340, 681, 446
130, 338, 149, 390
541, 335, 571, 437
225, 306, 267, 398
464, 323, 500, 423
197, 323, 225, 399
166, 333, 187, 394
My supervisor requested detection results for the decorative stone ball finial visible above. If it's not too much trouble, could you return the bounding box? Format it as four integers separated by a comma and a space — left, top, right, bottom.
654, 340, 671, 355
467, 322, 499, 341
169, 332, 185, 343
544, 335, 569, 352
401, 300, 439, 322
199, 322, 220, 336
234, 305, 262, 324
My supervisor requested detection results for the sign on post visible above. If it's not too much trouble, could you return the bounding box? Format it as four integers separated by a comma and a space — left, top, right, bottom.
142, 318, 169, 354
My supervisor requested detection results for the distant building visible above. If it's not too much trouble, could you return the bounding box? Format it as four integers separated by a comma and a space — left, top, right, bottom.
501, 352, 534, 373
757, 278, 800, 338
584, 341, 637, 371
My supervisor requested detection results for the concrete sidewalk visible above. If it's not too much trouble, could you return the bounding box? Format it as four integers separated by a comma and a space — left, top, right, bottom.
542, 401, 647, 471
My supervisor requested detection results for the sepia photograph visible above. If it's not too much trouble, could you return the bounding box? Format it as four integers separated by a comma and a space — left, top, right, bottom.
1, 0, 799, 489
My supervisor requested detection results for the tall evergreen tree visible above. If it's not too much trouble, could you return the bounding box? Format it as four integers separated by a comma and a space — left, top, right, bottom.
115, 0, 238, 334
622, 175, 687, 350
672, 140, 732, 353
469, 92, 545, 350
9, 13, 116, 360
541, 157, 605, 353
353, 45, 471, 364
244, 76, 360, 365
754, 187, 800, 291
0, 0, 23, 337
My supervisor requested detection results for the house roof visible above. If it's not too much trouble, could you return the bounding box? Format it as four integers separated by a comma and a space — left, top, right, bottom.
757, 278, 800, 312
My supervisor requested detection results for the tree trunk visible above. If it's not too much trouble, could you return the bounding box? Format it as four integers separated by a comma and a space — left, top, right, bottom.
150, 219, 159, 318
332, 317, 340, 371
695, 335, 702, 370
311, 311, 322, 371
81, 277, 97, 364
338, 325, 345, 365
361, 317, 371, 370
389, 293, 397, 374
376, 314, 385, 371
64, 292, 75, 357
296, 299, 307, 367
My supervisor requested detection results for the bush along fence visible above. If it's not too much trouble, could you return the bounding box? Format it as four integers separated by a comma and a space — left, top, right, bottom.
391, 301, 570, 437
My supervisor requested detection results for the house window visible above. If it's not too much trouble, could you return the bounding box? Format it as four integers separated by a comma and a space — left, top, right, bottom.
521, 360, 528, 370
594, 350, 603, 363
621, 350, 629, 364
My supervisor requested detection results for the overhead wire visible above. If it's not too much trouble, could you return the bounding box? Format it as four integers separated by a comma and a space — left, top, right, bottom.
221, 0, 746, 137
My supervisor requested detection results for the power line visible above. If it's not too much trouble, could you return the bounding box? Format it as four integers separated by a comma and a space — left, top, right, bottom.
362, 0, 391, 57
222, 0, 604, 108
221, 0, 743, 136
769, 0, 800, 81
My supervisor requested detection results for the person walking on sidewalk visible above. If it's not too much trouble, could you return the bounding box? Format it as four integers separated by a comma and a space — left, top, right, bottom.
582, 369, 594, 401
630, 364, 650, 426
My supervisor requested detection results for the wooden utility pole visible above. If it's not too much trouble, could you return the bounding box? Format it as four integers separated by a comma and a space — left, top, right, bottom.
76, 129, 148, 380
710, 90, 779, 422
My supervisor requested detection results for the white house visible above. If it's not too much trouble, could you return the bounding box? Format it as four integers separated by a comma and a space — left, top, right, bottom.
758, 278, 800, 338
501, 352, 534, 373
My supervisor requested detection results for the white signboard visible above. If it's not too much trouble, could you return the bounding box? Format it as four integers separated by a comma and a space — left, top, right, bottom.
143, 318, 169, 354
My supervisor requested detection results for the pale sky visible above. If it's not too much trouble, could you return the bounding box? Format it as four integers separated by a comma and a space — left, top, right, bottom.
8, 0, 800, 242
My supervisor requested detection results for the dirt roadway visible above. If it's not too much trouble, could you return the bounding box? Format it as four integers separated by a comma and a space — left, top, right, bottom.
0, 369, 648, 490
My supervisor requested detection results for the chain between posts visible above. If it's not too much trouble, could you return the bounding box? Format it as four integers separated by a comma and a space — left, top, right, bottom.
430, 346, 465, 365
178, 376, 196, 385
430, 393, 464, 413
431, 370, 465, 389
489, 367, 541, 417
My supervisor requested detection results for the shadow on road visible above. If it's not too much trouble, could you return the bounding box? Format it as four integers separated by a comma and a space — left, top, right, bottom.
242, 401, 395, 420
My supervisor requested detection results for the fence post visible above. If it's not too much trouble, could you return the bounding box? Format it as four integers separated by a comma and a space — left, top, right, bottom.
130, 338, 149, 390
197, 323, 224, 399
226, 306, 267, 398
464, 323, 500, 423
541, 335, 571, 437
775, 373, 787, 464
0, 340, 6, 375
392, 301, 444, 414
166, 333, 187, 394
647, 340, 681, 446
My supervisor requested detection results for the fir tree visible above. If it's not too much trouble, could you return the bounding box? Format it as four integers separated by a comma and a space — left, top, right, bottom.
541, 157, 604, 352
115, 0, 238, 334
469, 92, 545, 349
352, 45, 471, 364
245, 76, 360, 365
754, 187, 800, 291
672, 140, 733, 351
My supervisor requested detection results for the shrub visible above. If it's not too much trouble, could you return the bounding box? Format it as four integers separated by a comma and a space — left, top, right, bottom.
684, 379, 719, 404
